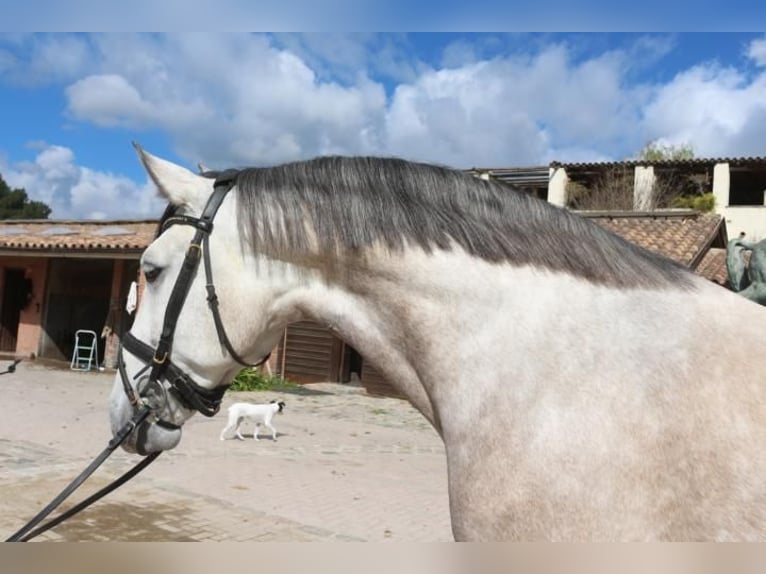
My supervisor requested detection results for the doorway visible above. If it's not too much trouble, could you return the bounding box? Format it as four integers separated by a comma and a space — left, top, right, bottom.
341, 344, 363, 383
0, 268, 28, 352
40, 259, 113, 363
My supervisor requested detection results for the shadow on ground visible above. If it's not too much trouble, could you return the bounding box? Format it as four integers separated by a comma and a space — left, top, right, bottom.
49, 501, 198, 542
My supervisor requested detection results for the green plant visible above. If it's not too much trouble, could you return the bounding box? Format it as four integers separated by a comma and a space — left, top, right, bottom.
670, 192, 716, 212
228, 368, 296, 391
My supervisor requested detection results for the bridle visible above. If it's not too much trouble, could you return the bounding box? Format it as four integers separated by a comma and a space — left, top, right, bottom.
7, 168, 272, 542
118, 168, 269, 453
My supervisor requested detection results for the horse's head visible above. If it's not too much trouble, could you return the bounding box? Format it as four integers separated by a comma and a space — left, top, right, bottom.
110, 146, 287, 454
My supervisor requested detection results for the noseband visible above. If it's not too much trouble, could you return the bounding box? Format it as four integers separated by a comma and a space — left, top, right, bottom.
8, 170, 276, 541
118, 170, 269, 443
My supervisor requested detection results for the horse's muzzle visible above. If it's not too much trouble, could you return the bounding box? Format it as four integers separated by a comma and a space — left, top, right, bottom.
134, 419, 183, 455
111, 407, 182, 455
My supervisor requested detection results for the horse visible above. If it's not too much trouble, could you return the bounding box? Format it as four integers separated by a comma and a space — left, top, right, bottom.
110, 146, 765, 541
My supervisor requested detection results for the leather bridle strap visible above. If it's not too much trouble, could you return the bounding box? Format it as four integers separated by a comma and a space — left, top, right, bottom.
148, 219, 216, 383
119, 170, 237, 418
122, 332, 227, 417
151, 169, 237, 380
120, 168, 268, 419
202, 232, 266, 367
149, 167, 262, 385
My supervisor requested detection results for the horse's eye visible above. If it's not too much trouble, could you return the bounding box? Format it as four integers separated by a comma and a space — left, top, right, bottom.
143, 266, 162, 283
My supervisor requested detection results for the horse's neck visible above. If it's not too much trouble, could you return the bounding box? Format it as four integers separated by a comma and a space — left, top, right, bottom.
288, 246, 720, 434
290, 247, 614, 429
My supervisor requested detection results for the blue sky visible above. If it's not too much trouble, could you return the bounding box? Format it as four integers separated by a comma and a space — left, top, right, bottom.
1, 32, 766, 219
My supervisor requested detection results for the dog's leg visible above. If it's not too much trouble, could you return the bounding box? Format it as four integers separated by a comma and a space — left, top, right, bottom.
235, 417, 246, 440
220, 413, 236, 440
253, 422, 260, 441
266, 422, 277, 441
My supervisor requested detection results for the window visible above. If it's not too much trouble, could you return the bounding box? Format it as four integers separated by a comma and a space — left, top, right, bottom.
729, 167, 766, 206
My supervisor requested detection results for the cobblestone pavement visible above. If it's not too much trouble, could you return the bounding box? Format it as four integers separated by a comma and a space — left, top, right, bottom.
0, 363, 452, 542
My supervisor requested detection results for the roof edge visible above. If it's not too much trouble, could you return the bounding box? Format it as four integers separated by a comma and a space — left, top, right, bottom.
551, 156, 766, 169
0, 218, 160, 225
575, 209, 700, 219
689, 217, 728, 271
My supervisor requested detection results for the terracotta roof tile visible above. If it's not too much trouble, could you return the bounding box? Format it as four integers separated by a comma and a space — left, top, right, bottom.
696, 247, 730, 286
580, 210, 724, 268
0, 212, 727, 283
0, 220, 158, 253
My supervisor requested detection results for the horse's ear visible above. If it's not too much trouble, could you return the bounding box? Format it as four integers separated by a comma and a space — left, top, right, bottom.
133, 142, 211, 210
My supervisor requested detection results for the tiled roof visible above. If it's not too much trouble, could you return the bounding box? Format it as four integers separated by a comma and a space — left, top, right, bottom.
0, 220, 158, 253
696, 247, 730, 286
552, 156, 766, 169
0, 213, 728, 283
580, 210, 726, 269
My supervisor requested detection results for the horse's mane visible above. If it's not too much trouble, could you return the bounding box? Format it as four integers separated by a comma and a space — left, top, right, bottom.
232, 156, 693, 289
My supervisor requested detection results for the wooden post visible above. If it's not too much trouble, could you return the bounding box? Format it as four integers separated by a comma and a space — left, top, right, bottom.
103, 260, 125, 369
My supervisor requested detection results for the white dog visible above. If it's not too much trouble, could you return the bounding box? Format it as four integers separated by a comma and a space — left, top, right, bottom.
219, 400, 286, 441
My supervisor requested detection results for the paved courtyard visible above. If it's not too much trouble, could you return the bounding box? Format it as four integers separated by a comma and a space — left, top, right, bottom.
0, 362, 452, 542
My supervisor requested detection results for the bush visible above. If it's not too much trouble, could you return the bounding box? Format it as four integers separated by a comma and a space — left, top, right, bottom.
670, 192, 716, 212
228, 368, 296, 392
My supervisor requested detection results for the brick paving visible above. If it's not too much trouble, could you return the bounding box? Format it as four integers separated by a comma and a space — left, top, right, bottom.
0, 363, 452, 542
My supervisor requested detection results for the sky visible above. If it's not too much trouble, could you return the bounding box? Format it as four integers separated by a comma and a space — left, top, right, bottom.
1, 32, 766, 220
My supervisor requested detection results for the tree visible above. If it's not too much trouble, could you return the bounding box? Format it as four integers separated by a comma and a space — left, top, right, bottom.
0, 174, 51, 219
637, 141, 695, 162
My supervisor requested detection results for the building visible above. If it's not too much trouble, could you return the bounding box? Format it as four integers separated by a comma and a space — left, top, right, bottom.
471, 156, 766, 240
544, 156, 766, 241
0, 220, 152, 367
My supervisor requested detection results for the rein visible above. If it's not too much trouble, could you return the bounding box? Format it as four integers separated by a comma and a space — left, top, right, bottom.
8, 169, 266, 541
6, 406, 155, 542
0, 358, 22, 376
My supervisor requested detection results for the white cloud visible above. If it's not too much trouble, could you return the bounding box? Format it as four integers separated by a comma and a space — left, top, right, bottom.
1, 144, 165, 220
63, 34, 387, 166
70, 167, 161, 219
747, 36, 766, 67
385, 62, 551, 167
66, 75, 154, 128
642, 64, 766, 157
383, 45, 643, 167
0, 34, 91, 86
441, 39, 480, 68
60, 35, 647, 169
7, 33, 766, 221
